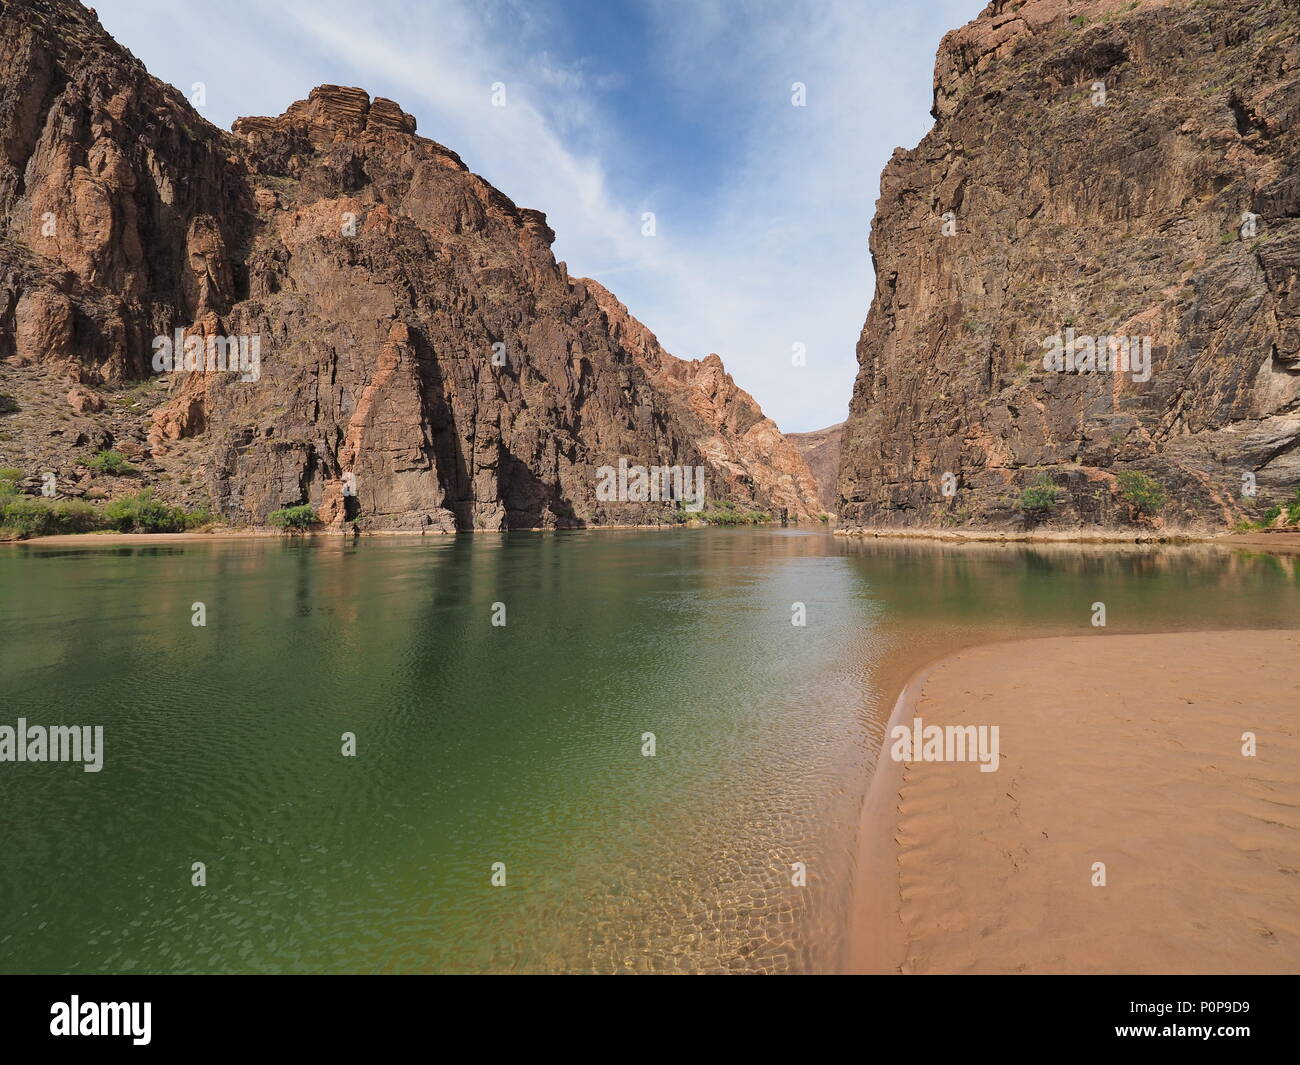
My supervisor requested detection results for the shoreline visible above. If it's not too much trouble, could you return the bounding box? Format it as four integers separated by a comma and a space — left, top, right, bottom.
845, 629, 1300, 974
836, 525, 1300, 552
0, 522, 727, 547
7, 524, 1300, 553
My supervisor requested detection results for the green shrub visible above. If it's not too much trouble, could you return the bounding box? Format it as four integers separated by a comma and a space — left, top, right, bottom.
698, 506, 770, 526
1115, 470, 1166, 517
0, 394, 17, 414
0, 498, 105, 537
52, 500, 103, 533
268, 504, 318, 531
87, 449, 136, 475
0, 466, 20, 497
0, 489, 208, 538
1285, 488, 1300, 525
1017, 475, 1061, 518
1, 498, 57, 537
105, 490, 191, 533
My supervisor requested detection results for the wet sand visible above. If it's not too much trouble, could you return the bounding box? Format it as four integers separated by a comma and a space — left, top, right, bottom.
847, 630, 1300, 974
14, 525, 1300, 550
1221, 532, 1300, 555
2, 530, 286, 546
838, 526, 1300, 552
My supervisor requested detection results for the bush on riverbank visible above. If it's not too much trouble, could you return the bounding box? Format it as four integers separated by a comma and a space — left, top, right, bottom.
1017, 475, 1061, 521
0, 489, 211, 539
0, 498, 103, 536
1115, 470, 1165, 517
106, 490, 208, 533
268, 504, 318, 531
1236, 488, 1300, 532
698, 500, 771, 525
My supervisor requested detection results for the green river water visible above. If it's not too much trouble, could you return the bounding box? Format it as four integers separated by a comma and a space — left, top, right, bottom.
0, 528, 1296, 973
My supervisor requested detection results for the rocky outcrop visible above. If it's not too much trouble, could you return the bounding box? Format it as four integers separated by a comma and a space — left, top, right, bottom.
839, 0, 1300, 531
584, 279, 822, 521
0, 0, 817, 530
786, 423, 843, 514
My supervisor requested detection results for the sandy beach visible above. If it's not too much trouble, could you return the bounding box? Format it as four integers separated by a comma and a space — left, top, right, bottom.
837, 527, 1300, 553
0, 522, 721, 547
9, 525, 1300, 551
848, 629, 1300, 974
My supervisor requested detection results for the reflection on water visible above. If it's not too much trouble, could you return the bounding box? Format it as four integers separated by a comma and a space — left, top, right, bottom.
0, 530, 1295, 973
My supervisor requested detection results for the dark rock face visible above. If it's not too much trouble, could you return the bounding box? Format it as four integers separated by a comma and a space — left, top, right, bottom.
839, 0, 1300, 531
0, 0, 819, 530
786, 423, 843, 514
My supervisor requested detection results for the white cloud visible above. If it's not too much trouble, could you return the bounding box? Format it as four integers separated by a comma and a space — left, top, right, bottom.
627, 0, 986, 431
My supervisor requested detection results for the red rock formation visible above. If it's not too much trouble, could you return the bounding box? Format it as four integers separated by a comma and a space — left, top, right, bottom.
0, 0, 817, 530
839, 0, 1300, 531
583, 279, 822, 521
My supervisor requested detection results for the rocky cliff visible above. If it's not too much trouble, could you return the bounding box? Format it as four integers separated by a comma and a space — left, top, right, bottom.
839, 0, 1300, 531
584, 279, 823, 521
786, 422, 843, 514
0, 0, 820, 531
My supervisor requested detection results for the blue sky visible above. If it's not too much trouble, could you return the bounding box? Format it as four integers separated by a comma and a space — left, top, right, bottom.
95, 0, 985, 432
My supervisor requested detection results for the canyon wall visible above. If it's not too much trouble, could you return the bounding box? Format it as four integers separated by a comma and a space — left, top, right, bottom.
839, 0, 1300, 531
0, 0, 820, 531
786, 422, 843, 514
584, 279, 823, 520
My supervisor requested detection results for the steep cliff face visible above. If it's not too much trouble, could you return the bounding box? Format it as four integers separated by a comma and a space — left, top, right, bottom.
584, 279, 823, 520
0, 0, 248, 380
0, 0, 818, 531
839, 0, 1300, 531
786, 423, 843, 514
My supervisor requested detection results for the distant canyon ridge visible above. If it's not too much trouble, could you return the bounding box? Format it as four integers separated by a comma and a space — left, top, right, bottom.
0, 0, 824, 531
838, 0, 1300, 532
